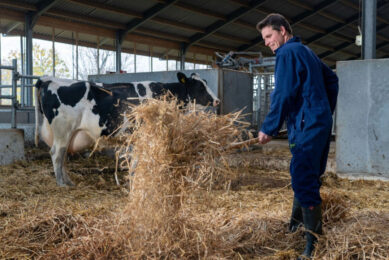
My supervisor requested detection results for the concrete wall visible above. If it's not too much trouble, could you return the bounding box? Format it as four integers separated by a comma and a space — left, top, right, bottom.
0, 129, 25, 165
0, 108, 36, 144
336, 59, 389, 180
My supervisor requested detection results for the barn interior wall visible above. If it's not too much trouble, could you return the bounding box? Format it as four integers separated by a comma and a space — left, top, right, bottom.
336, 58, 389, 179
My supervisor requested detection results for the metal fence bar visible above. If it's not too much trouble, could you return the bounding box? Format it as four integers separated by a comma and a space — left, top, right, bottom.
11, 59, 17, 128
0, 107, 35, 112
22, 83, 36, 87
0, 65, 15, 70
0, 83, 36, 88
17, 74, 40, 80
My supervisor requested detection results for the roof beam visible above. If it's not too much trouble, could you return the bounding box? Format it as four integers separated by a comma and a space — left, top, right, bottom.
48, 8, 126, 29
3, 22, 22, 35
340, 0, 389, 25
63, 0, 257, 42
0, 2, 239, 55
66, 0, 142, 18
173, 1, 262, 32
183, 0, 267, 50
0, 0, 36, 11
174, 2, 226, 20
289, 0, 338, 26
0, 1, 250, 52
151, 17, 204, 33
118, 0, 179, 44
319, 41, 389, 60
238, 0, 339, 51
0, 8, 221, 57
316, 22, 389, 60
303, 15, 357, 46
318, 42, 357, 59
304, 0, 389, 46
1, 1, 201, 34
310, 42, 357, 57
30, 0, 61, 27
292, 0, 389, 35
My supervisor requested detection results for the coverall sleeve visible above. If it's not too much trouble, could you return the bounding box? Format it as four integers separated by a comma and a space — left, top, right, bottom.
260, 53, 300, 136
321, 62, 339, 114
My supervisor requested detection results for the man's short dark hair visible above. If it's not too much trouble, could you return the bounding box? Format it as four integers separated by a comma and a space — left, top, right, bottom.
256, 13, 293, 34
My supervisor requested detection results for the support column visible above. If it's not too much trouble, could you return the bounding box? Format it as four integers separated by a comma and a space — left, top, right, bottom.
115, 31, 121, 72
25, 13, 33, 106
150, 45, 153, 72
97, 36, 100, 75
134, 43, 137, 73
0, 35, 2, 105
20, 35, 25, 107
180, 44, 186, 71
76, 32, 79, 80
362, 0, 376, 59
52, 27, 55, 77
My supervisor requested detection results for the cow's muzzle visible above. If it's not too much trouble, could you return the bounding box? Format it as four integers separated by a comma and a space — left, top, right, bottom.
213, 99, 220, 107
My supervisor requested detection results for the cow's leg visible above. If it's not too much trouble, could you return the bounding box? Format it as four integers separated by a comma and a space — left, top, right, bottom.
61, 152, 74, 186
50, 139, 74, 187
128, 145, 138, 179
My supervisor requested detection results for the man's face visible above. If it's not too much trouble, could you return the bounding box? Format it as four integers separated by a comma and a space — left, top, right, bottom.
261, 25, 287, 53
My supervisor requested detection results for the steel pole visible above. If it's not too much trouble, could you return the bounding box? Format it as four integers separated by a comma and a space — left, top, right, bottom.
116, 31, 122, 72
362, 0, 377, 59
11, 59, 17, 128
25, 13, 33, 106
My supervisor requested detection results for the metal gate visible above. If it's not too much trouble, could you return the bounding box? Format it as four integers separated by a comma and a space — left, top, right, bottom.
0, 59, 39, 128
252, 72, 336, 136
252, 72, 276, 131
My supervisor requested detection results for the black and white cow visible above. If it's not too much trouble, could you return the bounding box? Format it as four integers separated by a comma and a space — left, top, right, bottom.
35, 72, 219, 186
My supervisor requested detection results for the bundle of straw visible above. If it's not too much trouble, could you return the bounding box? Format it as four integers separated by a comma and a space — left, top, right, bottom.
115, 97, 246, 257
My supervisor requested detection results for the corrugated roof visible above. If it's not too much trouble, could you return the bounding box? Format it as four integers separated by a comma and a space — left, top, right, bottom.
0, 0, 388, 68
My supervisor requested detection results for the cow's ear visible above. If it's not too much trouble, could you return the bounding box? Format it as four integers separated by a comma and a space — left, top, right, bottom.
177, 72, 187, 84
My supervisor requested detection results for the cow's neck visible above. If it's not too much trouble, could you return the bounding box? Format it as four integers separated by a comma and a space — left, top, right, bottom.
162, 83, 189, 103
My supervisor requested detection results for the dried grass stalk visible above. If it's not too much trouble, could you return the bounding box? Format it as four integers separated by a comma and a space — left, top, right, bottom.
115, 97, 246, 257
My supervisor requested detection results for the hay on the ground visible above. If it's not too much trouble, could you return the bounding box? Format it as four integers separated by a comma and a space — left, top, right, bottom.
0, 98, 388, 259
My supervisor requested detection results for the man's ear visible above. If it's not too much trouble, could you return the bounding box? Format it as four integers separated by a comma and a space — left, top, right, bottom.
177, 72, 187, 84
280, 26, 287, 36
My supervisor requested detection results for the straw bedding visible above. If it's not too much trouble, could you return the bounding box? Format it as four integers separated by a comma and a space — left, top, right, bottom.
0, 98, 388, 259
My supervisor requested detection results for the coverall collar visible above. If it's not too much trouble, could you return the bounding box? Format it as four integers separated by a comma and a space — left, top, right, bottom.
275, 36, 301, 54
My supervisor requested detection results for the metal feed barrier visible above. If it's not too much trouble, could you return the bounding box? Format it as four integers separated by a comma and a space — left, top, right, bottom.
0, 59, 40, 128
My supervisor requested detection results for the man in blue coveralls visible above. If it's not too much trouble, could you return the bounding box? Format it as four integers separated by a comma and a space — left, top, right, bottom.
256, 13, 339, 259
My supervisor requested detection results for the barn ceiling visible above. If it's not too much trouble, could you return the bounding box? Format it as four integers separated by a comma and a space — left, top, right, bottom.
0, 0, 389, 68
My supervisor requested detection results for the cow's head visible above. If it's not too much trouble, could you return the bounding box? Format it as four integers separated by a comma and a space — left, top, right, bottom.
177, 72, 220, 107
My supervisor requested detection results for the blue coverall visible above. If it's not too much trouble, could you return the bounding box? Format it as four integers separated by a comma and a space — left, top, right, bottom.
261, 37, 339, 208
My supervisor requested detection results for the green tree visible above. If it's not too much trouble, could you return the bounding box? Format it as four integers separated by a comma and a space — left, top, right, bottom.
7, 43, 70, 78
1, 43, 70, 105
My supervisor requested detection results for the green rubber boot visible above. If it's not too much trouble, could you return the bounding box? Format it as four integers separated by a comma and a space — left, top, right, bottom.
289, 197, 303, 233
298, 204, 322, 259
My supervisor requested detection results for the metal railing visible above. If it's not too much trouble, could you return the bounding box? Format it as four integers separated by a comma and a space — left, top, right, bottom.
252, 71, 337, 136
0, 59, 40, 128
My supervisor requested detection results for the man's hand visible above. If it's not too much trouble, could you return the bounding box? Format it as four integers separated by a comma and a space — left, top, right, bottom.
258, 131, 272, 144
